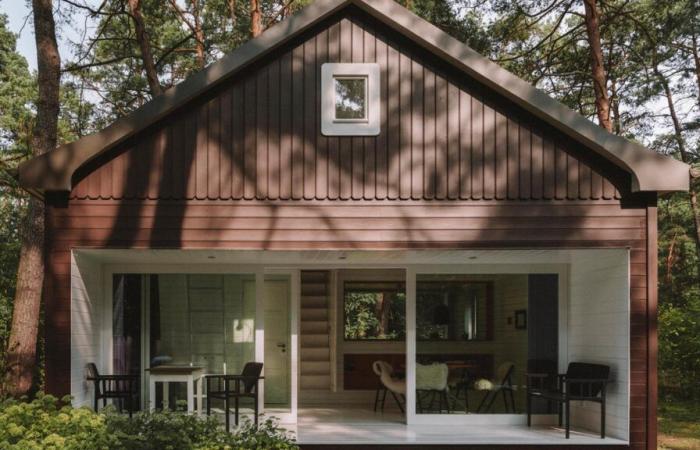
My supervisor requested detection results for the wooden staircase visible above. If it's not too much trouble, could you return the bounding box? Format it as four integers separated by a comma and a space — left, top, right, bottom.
300, 271, 331, 391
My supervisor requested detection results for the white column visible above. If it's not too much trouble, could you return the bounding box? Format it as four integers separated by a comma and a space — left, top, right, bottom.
405, 266, 417, 424
290, 270, 300, 421
255, 268, 265, 413
186, 377, 194, 413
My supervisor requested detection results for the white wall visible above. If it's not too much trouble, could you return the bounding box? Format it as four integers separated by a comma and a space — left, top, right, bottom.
70, 252, 103, 408
568, 250, 629, 440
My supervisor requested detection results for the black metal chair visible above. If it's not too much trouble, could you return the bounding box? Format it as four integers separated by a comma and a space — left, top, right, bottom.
206, 362, 264, 431
527, 362, 610, 439
86, 363, 139, 418
525, 359, 558, 414
475, 362, 516, 413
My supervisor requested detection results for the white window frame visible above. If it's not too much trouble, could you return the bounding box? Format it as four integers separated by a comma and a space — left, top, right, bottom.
321, 63, 380, 136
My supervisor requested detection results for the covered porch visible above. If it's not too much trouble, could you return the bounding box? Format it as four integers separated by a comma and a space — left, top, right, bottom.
70, 248, 630, 445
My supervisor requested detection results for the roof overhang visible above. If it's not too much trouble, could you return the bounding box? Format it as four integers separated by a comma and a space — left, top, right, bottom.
18, 0, 690, 197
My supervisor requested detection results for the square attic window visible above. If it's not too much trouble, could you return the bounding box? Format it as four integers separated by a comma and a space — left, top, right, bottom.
334, 76, 367, 121
322, 63, 380, 136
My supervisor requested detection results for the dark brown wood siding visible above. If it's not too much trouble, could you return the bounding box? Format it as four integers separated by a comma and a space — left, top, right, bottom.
45, 8, 655, 450
71, 13, 625, 203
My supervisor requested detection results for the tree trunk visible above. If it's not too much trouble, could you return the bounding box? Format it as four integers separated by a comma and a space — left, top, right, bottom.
191, 0, 205, 69
583, 0, 612, 132
692, 33, 700, 109
128, 0, 163, 96
656, 66, 700, 268
228, 0, 237, 27
250, 0, 262, 37
4, 0, 60, 398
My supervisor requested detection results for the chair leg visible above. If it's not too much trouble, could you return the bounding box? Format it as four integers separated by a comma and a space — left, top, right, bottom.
558, 400, 563, 426
127, 396, 133, 419
509, 388, 516, 413
464, 387, 469, 413
601, 399, 606, 439
486, 389, 498, 413
94, 393, 99, 413
254, 395, 259, 427
526, 394, 531, 427
476, 391, 490, 413
442, 391, 450, 414
565, 399, 570, 439
381, 388, 388, 412
502, 389, 508, 412
390, 391, 404, 413
374, 387, 381, 412
225, 396, 230, 432
235, 396, 239, 427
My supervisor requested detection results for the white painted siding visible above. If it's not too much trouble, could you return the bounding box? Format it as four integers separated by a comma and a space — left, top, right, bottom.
70, 252, 103, 408
568, 250, 629, 440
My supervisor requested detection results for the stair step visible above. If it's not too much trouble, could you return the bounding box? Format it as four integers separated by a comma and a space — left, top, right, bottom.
301, 361, 331, 375
301, 320, 329, 334
300, 348, 330, 361
300, 375, 331, 389
300, 295, 327, 308
300, 334, 330, 348
301, 307, 328, 321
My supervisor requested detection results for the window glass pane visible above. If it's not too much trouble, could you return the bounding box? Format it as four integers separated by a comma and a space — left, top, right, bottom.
414, 274, 558, 415
334, 77, 366, 120
344, 281, 405, 340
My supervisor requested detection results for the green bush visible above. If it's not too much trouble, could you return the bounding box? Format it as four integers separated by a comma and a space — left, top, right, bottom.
0, 394, 298, 450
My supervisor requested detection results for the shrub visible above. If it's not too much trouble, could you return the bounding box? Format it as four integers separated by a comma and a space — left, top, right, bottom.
0, 394, 298, 450
0, 394, 116, 450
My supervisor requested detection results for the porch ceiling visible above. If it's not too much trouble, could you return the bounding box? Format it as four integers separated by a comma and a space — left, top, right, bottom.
74, 248, 626, 267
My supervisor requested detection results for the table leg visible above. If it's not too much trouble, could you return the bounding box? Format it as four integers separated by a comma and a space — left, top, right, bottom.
196, 376, 203, 415
163, 382, 170, 410
149, 379, 156, 411
187, 377, 194, 414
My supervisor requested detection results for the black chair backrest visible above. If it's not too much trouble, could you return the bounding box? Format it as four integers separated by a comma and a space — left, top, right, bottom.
86, 363, 99, 379
527, 359, 557, 388
241, 362, 264, 393
566, 362, 610, 397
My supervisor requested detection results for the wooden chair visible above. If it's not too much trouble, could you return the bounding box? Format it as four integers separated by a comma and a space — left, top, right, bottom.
206, 362, 264, 431
86, 363, 139, 418
527, 362, 610, 439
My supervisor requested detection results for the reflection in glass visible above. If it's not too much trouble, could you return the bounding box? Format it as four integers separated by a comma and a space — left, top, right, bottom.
344, 281, 405, 340
334, 77, 367, 120
414, 274, 559, 415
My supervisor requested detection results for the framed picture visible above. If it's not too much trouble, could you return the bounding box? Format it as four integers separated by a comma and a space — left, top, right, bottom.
514, 309, 527, 330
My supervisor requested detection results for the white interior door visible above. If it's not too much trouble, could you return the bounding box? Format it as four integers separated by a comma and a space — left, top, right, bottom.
264, 278, 290, 405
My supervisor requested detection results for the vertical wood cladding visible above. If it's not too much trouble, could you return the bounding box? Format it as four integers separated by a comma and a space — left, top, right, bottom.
48, 8, 654, 449
71, 14, 622, 202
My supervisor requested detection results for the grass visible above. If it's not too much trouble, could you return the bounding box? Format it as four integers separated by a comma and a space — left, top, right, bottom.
658, 396, 700, 450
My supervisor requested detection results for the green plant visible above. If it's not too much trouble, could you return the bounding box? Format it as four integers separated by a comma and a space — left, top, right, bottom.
0, 394, 298, 450
0, 394, 116, 450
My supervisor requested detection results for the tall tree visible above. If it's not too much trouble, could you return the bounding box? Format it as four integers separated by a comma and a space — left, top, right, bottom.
128, 0, 163, 96
4, 0, 60, 397
250, 0, 261, 37
582, 0, 612, 132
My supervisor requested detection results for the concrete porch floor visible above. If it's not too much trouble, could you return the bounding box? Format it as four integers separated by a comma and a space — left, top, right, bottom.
276, 407, 628, 447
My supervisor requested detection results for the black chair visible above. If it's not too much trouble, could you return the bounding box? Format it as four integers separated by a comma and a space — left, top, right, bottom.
475, 362, 516, 413
86, 363, 139, 418
206, 362, 264, 431
527, 362, 610, 439
525, 359, 558, 414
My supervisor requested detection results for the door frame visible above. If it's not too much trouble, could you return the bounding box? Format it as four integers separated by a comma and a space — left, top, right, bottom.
263, 268, 300, 421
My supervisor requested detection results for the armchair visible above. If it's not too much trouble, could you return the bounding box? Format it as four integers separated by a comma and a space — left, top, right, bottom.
86, 363, 139, 418
527, 362, 610, 439
206, 362, 264, 431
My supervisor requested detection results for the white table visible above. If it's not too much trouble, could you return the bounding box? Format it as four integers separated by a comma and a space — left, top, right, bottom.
147, 365, 205, 414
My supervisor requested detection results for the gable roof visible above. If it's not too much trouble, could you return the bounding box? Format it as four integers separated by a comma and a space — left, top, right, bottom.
18, 0, 689, 197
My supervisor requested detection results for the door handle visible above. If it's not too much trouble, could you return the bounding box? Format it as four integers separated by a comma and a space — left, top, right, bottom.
277, 343, 287, 353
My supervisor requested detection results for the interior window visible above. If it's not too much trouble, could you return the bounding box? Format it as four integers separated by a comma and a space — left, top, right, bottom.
334, 76, 367, 120
343, 281, 405, 340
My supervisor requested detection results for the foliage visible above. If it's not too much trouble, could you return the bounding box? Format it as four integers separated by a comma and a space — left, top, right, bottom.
344, 290, 405, 340
658, 396, 700, 449
0, 394, 116, 450
0, 394, 298, 450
